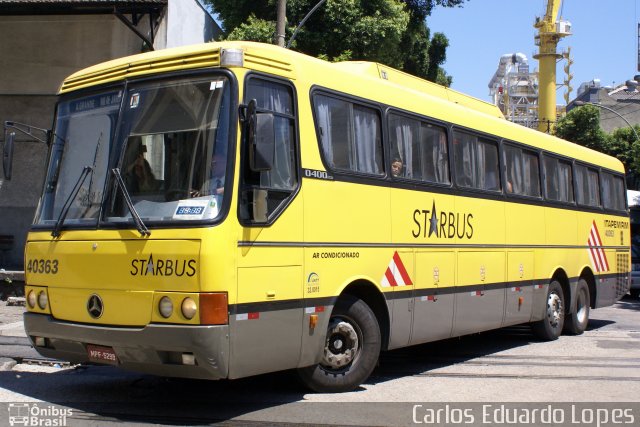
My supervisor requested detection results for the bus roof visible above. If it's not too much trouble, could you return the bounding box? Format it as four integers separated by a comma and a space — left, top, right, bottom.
60, 41, 625, 174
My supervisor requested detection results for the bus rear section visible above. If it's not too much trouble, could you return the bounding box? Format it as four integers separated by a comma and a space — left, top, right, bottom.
629, 190, 640, 298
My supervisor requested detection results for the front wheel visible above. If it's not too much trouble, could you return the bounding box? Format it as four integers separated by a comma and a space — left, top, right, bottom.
297, 296, 381, 393
564, 279, 590, 335
531, 280, 565, 341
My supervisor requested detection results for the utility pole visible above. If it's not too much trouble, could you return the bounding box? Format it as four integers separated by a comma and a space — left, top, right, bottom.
276, 0, 286, 47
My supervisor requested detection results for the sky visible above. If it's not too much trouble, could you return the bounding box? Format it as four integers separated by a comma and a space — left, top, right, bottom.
427, 0, 638, 104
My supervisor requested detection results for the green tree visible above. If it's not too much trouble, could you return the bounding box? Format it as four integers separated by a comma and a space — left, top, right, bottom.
555, 105, 608, 152
206, 0, 468, 85
556, 105, 640, 183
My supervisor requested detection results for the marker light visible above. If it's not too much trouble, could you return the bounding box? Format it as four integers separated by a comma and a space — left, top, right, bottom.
159, 296, 173, 318
220, 48, 244, 67
181, 297, 197, 320
37, 291, 48, 310
309, 314, 318, 329
27, 291, 36, 309
199, 293, 228, 325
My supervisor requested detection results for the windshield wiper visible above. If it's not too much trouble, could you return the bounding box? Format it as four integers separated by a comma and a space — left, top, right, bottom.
51, 166, 93, 238
111, 168, 151, 237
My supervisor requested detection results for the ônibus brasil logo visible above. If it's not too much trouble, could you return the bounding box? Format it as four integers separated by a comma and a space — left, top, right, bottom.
8, 403, 72, 426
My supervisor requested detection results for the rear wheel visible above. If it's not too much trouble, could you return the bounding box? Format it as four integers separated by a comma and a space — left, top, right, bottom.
532, 280, 565, 341
563, 279, 590, 335
297, 295, 381, 393
630, 289, 640, 299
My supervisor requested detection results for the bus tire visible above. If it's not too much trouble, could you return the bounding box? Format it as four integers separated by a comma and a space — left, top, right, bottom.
297, 295, 381, 393
563, 279, 590, 335
630, 289, 640, 299
531, 280, 565, 341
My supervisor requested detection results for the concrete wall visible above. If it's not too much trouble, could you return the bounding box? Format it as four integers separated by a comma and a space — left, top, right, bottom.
157, 0, 220, 49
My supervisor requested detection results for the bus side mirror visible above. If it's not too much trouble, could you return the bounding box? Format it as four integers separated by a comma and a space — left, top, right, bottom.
247, 99, 275, 172
3, 131, 15, 180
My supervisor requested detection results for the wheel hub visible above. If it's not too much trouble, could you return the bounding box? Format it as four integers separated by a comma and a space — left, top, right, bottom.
321, 320, 359, 370
576, 288, 587, 323
547, 292, 563, 327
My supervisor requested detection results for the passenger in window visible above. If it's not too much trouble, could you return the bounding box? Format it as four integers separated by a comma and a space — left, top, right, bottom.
506, 180, 514, 193
125, 146, 157, 193
391, 157, 404, 177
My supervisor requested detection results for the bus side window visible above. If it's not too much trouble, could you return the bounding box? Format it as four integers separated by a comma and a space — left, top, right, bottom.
388, 113, 449, 184
314, 94, 383, 176
602, 172, 625, 211
543, 156, 558, 200
544, 155, 573, 203
453, 130, 499, 191
523, 150, 541, 197
504, 145, 520, 194
421, 124, 450, 184
504, 144, 541, 197
575, 164, 601, 207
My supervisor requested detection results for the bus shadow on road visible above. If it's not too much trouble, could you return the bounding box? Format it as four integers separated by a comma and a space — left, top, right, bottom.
0, 366, 311, 424
369, 311, 614, 384
372, 325, 540, 381
613, 294, 640, 312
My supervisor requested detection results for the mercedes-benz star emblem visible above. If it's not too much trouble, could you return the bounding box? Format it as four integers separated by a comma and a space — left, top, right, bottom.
87, 294, 104, 319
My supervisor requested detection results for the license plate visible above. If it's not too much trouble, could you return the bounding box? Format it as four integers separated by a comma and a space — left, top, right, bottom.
86, 344, 119, 365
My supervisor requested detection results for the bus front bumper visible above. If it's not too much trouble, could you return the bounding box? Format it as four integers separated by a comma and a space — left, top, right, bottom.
24, 312, 229, 380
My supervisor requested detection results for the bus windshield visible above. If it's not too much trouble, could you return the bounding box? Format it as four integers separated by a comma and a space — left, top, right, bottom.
35, 75, 232, 229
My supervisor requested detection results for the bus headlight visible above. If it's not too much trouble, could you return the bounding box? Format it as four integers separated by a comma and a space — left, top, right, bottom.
37, 291, 48, 310
181, 297, 197, 320
159, 296, 173, 318
27, 291, 36, 309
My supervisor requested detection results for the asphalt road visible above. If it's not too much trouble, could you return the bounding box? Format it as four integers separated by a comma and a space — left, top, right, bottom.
0, 297, 638, 426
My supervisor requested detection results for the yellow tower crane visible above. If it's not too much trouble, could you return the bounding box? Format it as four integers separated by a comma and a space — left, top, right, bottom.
534, 0, 571, 133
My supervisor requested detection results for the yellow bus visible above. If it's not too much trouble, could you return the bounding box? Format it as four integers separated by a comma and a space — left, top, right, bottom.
6, 41, 630, 392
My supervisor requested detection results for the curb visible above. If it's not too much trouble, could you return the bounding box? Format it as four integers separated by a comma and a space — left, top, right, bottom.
0, 357, 17, 371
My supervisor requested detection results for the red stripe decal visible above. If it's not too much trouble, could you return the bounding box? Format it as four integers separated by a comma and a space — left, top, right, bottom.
599, 247, 610, 271
589, 246, 602, 272
592, 221, 604, 246
248, 312, 260, 320
315, 306, 325, 313
597, 248, 608, 271
385, 268, 398, 287
393, 252, 413, 285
